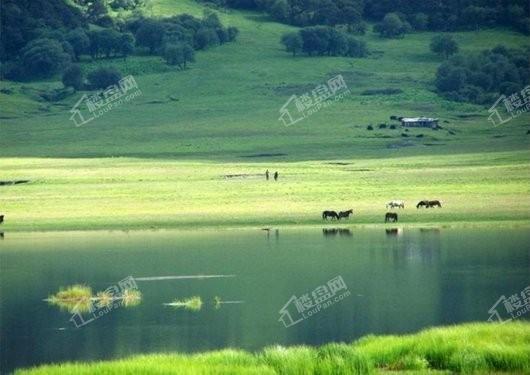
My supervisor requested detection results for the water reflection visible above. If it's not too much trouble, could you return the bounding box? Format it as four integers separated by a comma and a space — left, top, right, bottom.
322, 228, 352, 237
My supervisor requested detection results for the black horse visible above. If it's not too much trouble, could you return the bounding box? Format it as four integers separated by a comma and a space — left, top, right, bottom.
416, 200, 429, 208
322, 210, 339, 220
417, 200, 442, 208
0, 215, 4, 224
428, 200, 442, 208
338, 209, 353, 220
385, 212, 398, 222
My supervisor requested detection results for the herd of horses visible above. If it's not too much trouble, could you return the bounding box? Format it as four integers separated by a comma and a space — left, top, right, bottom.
323, 200, 442, 223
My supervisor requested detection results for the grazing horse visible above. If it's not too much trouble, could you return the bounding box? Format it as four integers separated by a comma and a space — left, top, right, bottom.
428, 200, 442, 208
0, 215, 4, 224
386, 200, 405, 209
338, 209, 353, 220
417, 200, 442, 208
385, 212, 398, 222
322, 210, 339, 220
416, 200, 429, 208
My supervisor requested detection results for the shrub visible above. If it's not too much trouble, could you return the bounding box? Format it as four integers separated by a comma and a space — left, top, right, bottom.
62, 65, 84, 90
87, 67, 122, 89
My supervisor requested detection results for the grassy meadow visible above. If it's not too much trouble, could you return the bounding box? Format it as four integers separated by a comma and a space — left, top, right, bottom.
16, 322, 530, 374
1, 0, 529, 231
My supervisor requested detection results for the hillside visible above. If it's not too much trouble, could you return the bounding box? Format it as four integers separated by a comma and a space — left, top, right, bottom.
1, 0, 529, 161
0, 0, 529, 232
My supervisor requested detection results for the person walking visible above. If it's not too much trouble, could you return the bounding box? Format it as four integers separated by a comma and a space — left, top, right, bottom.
274, 171, 278, 181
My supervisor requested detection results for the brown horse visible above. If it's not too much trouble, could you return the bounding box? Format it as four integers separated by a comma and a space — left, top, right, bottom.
0, 215, 4, 224
338, 209, 353, 220
385, 212, 398, 222
428, 200, 442, 208
322, 210, 339, 220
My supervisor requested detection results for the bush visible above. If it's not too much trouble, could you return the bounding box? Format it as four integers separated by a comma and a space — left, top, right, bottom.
87, 67, 122, 89
62, 65, 84, 90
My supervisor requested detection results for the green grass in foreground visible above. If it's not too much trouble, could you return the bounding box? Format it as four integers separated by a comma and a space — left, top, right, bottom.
17, 322, 530, 374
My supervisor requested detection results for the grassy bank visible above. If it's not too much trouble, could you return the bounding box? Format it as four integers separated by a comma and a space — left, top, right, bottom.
16, 322, 530, 374
1, 150, 529, 232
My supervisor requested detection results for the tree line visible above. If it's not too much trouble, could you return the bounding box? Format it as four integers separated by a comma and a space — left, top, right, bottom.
1, 0, 238, 86
281, 26, 367, 57
199, 0, 530, 35
434, 45, 530, 104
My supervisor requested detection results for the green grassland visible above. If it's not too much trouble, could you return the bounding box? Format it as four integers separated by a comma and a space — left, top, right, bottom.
1, 0, 530, 231
16, 322, 530, 374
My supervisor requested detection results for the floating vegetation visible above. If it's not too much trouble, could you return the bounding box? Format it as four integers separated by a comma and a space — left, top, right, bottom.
46, 284, 142, 313
46, 285, 93, 313
164, 296, 203, 311
121, 289, 142, 307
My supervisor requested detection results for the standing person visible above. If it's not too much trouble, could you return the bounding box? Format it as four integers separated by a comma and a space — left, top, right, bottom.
274, 171, 278, 181
265, 169, 269, 180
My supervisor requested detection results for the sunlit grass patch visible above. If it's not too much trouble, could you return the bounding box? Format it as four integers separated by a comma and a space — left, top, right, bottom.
15, 322, 530, 374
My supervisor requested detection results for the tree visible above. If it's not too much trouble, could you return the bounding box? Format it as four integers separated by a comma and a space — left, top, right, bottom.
135, 20, 166, 54
118, 32, 135, 58
66, 28, 90, 61
280, 32, 302, 56
87, 67, 122, 89
21, 38, 71, 78
98, 29, 120, 58
430, 34, 459, 59
62, 65, 84, 90
374, 13, 411, 38
300, 26, 331, 56
163, 43, 194, 68
194, 27, 220, 49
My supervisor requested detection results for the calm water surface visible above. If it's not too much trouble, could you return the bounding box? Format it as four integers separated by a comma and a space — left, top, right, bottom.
1, 227, 529, 373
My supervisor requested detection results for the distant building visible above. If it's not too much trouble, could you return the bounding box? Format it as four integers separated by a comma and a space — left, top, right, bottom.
401, 117, 439, 128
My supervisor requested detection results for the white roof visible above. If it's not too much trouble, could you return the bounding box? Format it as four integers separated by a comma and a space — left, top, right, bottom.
401, 117, 438, 122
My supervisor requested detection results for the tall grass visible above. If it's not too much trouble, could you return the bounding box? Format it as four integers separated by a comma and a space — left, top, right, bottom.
16, 322, 530, 374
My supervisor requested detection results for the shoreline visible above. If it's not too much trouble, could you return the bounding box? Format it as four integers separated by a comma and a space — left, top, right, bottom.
1, 218, 530, 234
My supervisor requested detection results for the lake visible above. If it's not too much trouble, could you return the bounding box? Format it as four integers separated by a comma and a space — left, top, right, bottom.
1, 226, 529, 373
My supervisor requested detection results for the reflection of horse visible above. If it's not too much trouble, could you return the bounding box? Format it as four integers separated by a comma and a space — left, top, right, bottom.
385, 228, 400, 236
338, 228, 352, 237
386, 200, 404, 209
323, 228, 352, 237
322, 211, 339, 220
338, 209, 353, 220
417, 200, 442, 208
323, 228, 338, 236
385, 212, 398, 222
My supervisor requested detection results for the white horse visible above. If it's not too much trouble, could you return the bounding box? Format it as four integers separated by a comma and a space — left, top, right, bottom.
386, 200, 405, 209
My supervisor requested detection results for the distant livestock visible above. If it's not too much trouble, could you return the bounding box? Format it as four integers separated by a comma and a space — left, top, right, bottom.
386, 200, 405, 209
338, 209, 353, 220
322, 210, 339, 220
385, 212, 398, 222
416, 200, 442, 208
0, 215, 4, 224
